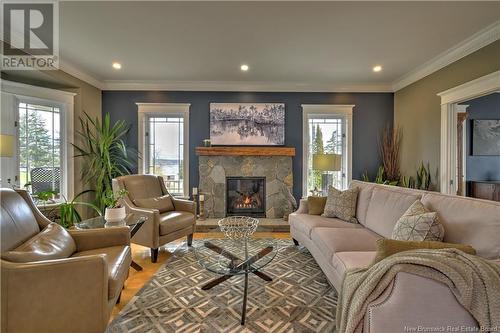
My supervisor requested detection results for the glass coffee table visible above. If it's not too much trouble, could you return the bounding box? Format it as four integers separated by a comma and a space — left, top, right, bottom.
73, 213, 147, 271
194, 235, 278, 325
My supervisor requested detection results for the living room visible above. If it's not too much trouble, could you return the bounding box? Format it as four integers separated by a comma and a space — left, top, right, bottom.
1, 1, 499, 332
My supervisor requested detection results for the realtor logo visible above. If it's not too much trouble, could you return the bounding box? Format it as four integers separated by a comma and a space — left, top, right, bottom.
1, 1, 59, 70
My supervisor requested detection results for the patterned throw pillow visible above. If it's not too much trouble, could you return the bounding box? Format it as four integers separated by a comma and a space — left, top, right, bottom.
391, 200, 445, 241
322, 186, 359, 223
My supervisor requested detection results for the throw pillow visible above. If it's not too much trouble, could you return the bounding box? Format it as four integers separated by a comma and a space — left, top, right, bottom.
134, 195, 174, 213
322, 186, 359, 223
2, 223, 76, 262
391, 200, 444, 241
307, 196, 327, 215
373, 239, 476, 264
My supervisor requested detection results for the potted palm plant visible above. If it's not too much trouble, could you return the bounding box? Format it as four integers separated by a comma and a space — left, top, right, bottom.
73, 112, 136, 213
103, 189, 128, 224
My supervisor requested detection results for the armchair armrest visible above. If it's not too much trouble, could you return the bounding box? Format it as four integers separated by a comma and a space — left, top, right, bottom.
172, 197, 196, 215
363, 272, 477, 333
69, 227, 130, 252
1, 256, 108, 333
120, 195, 161, 249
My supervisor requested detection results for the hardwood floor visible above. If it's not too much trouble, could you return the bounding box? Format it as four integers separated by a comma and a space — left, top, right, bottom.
111, 231, 291, 320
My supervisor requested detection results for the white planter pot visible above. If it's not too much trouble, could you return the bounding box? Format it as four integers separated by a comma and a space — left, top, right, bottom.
104, 207, 126, 223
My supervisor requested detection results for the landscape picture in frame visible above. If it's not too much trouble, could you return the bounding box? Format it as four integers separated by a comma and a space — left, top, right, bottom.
472, 120, 500, 155
210, 103, 285, 146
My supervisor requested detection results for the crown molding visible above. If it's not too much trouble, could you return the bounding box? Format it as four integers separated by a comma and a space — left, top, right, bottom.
59, 60, 104, 90
392, 20, 500, 92
101, 80, 393, 92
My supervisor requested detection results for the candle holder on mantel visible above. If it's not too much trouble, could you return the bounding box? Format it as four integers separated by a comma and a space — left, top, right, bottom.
198, 194, 206, 221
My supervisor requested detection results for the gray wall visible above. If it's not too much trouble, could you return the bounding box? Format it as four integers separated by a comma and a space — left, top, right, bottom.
102, 91, 393, 200
465, 93, 500, 182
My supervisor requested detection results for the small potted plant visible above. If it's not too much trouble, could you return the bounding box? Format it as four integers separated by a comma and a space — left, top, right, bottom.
103, 189, 128, 225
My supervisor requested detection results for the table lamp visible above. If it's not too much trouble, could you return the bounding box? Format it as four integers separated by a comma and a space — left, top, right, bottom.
0, 134, 15, 185
0, 134, 14, 157
312, 153, 342, 195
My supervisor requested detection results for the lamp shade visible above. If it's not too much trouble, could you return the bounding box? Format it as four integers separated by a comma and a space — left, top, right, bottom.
312, 154, 342, 171
0, 135, 14, 157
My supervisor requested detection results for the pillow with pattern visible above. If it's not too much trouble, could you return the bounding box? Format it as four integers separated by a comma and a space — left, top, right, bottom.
391, 200, 445, 241
321, 186, 359, 223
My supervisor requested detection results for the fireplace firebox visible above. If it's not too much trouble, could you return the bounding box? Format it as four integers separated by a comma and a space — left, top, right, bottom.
226, 177, 266, 217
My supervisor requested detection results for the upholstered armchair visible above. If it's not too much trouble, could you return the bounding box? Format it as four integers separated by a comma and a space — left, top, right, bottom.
112, 174, 196, 262
0, 188, 131, 333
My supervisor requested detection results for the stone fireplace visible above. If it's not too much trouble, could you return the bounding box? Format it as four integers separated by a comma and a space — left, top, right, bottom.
197, 147, 295, 218
226, 176, 266, 217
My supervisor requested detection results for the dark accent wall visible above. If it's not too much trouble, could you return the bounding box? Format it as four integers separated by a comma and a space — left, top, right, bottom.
465, 93, 500, 181
102, 91, 393, 200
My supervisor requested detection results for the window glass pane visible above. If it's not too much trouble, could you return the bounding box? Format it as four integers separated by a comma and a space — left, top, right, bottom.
18, 102, 62, 198
307, 116, 344, 195
146, 116, 185, 196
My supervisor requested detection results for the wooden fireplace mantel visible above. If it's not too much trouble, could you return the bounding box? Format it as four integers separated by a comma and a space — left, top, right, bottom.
195, 146, 295, 157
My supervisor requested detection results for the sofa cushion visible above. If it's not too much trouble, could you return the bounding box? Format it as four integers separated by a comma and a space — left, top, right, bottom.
322, 186, 359, 223
311, 227, 381, 260
72, 245, 131, 300
2, 223, 76, 262
134, 195, 174, 213
365, 187, 422, 238
391, 200, 444, 242
159, 211, 194, 235
350, 181, 375, 226
307, 196, 327, 215
373, 239, 476, 264
289, 214, 361, 238
421, 193, 500, 259
331, 251, 376, 276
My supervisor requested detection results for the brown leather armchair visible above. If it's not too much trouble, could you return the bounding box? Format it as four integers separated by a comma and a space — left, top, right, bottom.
112, 174, 196, 262
0, 188, 131, 333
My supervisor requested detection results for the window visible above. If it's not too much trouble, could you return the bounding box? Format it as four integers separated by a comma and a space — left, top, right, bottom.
137, 103, 190, 197
1, 80, 75, 201
18, 102, 62, 196
302, 104, 353, 196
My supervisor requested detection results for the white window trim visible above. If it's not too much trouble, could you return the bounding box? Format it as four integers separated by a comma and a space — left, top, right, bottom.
1, 80, 76, 199
301, 104, 354, 196
136, 103, 190, 197
437, 70, 500, 194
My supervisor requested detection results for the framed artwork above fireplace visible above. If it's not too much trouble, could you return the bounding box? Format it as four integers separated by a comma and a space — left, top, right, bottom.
210, 103, 285, 146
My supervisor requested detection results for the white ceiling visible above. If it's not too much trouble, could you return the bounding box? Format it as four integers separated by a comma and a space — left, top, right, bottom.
58, 1, 500, 91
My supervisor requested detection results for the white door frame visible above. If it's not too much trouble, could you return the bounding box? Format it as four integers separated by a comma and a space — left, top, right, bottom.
437, 70, 500, 195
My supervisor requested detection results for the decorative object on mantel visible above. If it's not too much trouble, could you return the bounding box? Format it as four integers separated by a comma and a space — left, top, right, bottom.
198, 194, 206, 221
472, 120, 500, 155
210, 103, 285, 146
196, 146, 295, 156
203, 139, 211, 147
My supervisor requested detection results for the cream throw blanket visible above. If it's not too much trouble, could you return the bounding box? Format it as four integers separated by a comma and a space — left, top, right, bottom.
336, 248, 500, 333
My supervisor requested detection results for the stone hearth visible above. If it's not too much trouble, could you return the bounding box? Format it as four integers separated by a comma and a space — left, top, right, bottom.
199, 156, 293, 218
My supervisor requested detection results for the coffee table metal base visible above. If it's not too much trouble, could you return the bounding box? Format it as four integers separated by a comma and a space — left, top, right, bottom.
200, 241, 274, 325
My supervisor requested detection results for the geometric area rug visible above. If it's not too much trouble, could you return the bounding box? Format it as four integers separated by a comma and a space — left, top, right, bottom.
106, 239, 337, 333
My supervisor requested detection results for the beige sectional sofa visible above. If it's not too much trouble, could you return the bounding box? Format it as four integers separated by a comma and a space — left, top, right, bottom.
289, 180, 500, 333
